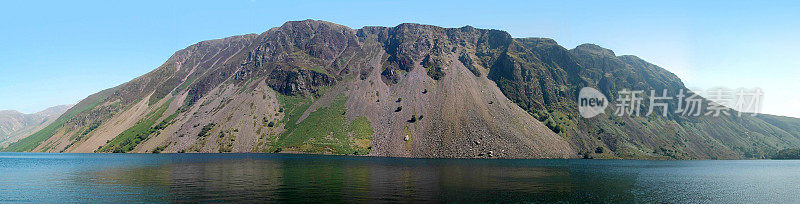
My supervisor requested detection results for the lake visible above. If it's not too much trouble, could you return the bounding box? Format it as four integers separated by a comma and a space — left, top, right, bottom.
0, 153, 798, 203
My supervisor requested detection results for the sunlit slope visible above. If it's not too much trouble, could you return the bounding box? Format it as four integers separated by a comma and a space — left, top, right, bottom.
4, 20, 798, 159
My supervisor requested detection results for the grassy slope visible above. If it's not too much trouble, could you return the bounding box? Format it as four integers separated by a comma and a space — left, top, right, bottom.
758, 114, 800, 137
98, 99, 173, 153
270, 95, 374, 155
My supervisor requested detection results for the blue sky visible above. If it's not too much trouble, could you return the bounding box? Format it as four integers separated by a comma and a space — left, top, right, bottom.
1, 0, 798, 117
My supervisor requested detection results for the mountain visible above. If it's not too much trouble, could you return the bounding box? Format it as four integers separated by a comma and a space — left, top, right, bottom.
0, 105, 72, 148
3, 20, 799, 159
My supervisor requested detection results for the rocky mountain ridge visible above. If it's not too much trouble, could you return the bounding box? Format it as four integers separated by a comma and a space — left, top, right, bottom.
3, 20, 798, 159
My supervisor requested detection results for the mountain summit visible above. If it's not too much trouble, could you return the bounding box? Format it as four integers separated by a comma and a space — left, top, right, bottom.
4, 20, 799, 159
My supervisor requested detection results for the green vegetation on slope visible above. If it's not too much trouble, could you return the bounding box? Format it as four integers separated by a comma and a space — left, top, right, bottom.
459, 51, 481, 77
277, 94, 314, 130
2, 98, 104, 152
175, 75, 197, 94
98, 99, 173, 153
148, 64, 180, 106
772, 148, 800, 160
270, 95, 374, 155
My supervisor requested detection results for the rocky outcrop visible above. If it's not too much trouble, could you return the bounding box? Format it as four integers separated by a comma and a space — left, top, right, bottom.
267, 69, 335, 96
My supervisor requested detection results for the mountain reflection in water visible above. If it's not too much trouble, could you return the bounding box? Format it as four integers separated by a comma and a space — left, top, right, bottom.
1, 153, 798, 203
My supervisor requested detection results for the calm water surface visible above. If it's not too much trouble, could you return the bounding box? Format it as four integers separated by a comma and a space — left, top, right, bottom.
0, 153, 798, 203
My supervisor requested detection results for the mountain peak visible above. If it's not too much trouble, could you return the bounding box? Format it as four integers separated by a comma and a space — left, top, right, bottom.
517, 37, 560, 47
33, 104, 73, 117
0, 110, 21, 114
6, 20, 799, 161
573, 43, 616, 56
278, 19, 352, 32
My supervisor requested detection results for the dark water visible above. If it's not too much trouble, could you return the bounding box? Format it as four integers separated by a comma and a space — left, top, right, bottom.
0, 153, 798, 203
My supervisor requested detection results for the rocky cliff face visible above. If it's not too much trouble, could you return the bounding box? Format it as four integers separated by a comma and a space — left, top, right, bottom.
266, 70, 336, 96
486, 37, 800, 159
4, 20, 799, 159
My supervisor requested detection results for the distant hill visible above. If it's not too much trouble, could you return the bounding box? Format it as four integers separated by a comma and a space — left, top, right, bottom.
0, 105, 72, 148
3, 20, 799, 159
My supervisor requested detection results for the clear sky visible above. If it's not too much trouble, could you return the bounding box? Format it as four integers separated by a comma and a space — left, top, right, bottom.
1, 0, 798, 117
